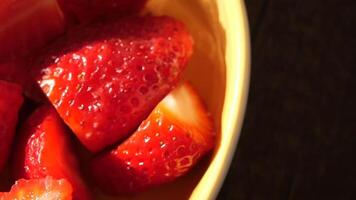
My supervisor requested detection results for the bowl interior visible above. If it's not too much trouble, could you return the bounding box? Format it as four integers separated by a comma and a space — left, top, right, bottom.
101, 0, 250, 199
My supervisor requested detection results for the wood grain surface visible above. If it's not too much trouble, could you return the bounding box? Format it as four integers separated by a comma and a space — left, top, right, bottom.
217, 0, 355, 199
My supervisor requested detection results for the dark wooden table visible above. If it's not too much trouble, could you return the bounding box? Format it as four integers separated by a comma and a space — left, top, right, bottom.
217, 0, 355, 199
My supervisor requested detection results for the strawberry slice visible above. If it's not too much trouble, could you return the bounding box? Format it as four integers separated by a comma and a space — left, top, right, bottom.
0, 0, 66, 61
57, 0, 148, 24
14, 106, 92, 200
0, 80, 23, 173
0, 177, 72, 200
33, 16, 193, 152
0, 59, 48, 103
90, 82, 215, 194
0, 61, 27, 86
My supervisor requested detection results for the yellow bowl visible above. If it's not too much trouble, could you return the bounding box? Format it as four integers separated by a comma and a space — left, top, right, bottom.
101, 0, 250, 199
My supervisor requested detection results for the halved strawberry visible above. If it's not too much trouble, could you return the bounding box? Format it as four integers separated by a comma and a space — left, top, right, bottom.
0, 80, 23, 173
0, 60, 27, 86
14, 106, 92, 200
0, 177, 72, 200
90, 82, 215, 194
33, 16, 193, 152
0, 59, 47, 103
0, 0, 66, 61
57, 0, 148, 24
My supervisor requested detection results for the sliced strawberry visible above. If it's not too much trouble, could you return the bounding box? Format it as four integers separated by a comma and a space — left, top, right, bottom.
0, 60, 27, 85
0, 80, 23, 173
0, 59, 47, 102
33, 16, 193, 152
90, 82, 215, 194
0, 177, 72, 200
14, 106, 92, 200
0, 0, 66, 61
57, 0, 147, 24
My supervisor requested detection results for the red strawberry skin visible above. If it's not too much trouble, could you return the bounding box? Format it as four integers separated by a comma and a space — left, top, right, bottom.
0, 177, 73, 200
0, 0, 66, 61
34, 16, 193, 152
0, 80, 23, 173
0, 59, 48, 103
58, 0, 147, 24
0, 0, 66, 100
14, 106, 92, 200
90, 83, 214, 194
0, 61, 27, 86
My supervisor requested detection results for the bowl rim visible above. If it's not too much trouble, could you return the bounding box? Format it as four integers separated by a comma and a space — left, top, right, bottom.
190, 0, 251, 199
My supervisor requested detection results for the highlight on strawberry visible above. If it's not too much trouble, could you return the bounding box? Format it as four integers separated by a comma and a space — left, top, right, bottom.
13, 106, 92, 200
91, 82, 215, 194
0, 177, 73, 200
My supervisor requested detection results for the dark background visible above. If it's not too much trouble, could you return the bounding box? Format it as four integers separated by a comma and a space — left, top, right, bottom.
218, 0, 355, 199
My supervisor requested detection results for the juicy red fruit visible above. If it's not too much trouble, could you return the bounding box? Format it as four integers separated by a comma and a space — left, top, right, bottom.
34, 16, 193, 152
0, 0, 66, 61
0, 80, 23, 173
0, 177, 73, 200
0, 59, 45, 102
14, 106, 92, 200
58, 0, 148, 24
90, 83, 215, 194
0, 60, 27, 86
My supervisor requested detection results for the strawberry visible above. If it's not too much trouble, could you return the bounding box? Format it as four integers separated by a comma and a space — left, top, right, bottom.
0, 0, 66, 61
57, 0, 148, 24
0, 80, 23, 173
14, 106, 92, 200
33, 16, 193, 152
0, 61, 27, 86
0, 59, 47, 103
90, 82, 215, 194
0, 177, 72, 200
